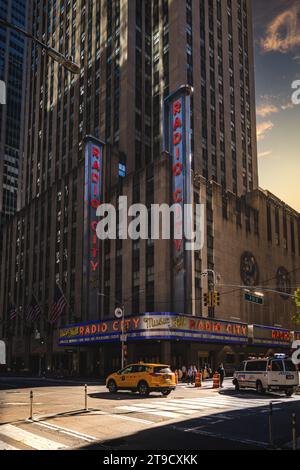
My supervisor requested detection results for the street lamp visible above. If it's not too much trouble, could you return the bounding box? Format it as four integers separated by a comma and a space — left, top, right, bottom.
0, 18, 80, 74
97, 293, 126, 369
98, 290, 146, 369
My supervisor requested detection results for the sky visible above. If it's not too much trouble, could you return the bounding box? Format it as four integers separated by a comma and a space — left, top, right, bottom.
252, 0, 300, 212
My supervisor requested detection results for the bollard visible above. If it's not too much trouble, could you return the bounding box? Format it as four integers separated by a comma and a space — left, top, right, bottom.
84, 384, 88, 411
29, 390, 33, 420
213, 373, 220, 389
292, 413, 297, 451
269, 402, 273, 448
195, 372, 202, 388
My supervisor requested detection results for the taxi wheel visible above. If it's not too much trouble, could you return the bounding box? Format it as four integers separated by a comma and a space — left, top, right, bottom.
138, 381, 150, 397
108, 380, 118, 394
161, 390, 171, 396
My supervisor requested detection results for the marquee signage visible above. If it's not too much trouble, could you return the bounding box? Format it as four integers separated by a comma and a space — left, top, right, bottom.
83, 137, 105, 319
249, 324, 292, 347
164, 85, 193, 314
58, 313, 249, 346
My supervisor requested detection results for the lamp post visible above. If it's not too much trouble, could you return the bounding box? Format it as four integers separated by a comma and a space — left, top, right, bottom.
0, 18, 80, 74
98, 290, 145, 369
98, 293, 126, 369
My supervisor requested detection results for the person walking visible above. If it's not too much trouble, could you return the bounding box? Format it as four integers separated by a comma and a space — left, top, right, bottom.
217, 363, 226, 388
178, 368, 183, 382
181, 365, 187, 383
188, 366, 193, 385
191, 365, 197, 384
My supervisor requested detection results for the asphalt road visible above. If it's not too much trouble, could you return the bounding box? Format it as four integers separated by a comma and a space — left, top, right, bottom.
0, 376, 300, 450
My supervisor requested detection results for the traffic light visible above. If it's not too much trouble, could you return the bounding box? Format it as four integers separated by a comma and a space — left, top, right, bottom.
295, 289, 300, 308
212, 292, 221, 307
203, 293, 209, 307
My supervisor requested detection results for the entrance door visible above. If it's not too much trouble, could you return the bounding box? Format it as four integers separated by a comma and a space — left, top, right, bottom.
79, 352, 87, 376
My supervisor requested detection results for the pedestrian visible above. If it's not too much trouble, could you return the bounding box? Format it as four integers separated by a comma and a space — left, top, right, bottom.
193, 365, 198, 384
178, 368, 183, 382
217, 363, 226, 388
188, 366, 193, 385
182, 365, 187, 383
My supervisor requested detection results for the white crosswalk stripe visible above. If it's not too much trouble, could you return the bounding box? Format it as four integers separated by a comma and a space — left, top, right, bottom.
0, 424, 67, 450
115, 394, 300, 422
0, 440, 20, 450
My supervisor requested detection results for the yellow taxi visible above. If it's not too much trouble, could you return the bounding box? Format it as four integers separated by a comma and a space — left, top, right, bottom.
106, 363, 176, 396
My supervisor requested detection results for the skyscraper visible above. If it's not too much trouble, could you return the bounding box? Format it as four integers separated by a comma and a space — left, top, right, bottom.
0, 0, 299, 376
0, 0, 28, 228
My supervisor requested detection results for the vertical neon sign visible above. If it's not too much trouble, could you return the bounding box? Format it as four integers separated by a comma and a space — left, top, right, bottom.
83, 137, 105, 319
164, 85, 193, 314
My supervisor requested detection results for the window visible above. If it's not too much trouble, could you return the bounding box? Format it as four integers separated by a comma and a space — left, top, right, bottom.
246, 361, 267, 372
285, 360, 297, 372
121, 366, 134, 374
271, 360, 284, 372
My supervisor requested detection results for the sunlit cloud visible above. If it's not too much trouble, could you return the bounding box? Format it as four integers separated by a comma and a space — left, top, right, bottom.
256, 104, 279, 117
257, 121, 274, 141
261, 5, 300, 53
258, 150, 272, 158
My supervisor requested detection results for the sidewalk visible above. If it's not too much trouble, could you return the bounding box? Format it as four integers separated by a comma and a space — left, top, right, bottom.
176, 377, 233, 389
0, 373, 104, 386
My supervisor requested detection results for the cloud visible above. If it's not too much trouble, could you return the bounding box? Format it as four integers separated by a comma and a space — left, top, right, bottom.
257, 121, 274, 141
258, 150, 272, 158
256, 104, 279, 117
261, 5, 300, 53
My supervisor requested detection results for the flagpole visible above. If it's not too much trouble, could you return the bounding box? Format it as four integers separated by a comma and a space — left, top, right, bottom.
48, 283, 70, 375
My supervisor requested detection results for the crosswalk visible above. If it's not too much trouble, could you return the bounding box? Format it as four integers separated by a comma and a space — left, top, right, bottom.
0, 422, 97, 451
115, 394, 300, 422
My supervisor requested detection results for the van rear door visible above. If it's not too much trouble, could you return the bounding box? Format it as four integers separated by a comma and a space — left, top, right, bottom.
283, 360, 299, 386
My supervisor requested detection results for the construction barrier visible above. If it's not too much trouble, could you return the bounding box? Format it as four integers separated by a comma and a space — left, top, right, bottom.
195, 372, 202, 388
213, 373, 220, 389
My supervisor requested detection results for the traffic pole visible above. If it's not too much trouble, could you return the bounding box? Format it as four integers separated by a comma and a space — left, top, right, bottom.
292, 413, 297, 451
29, 390, 33, 420
269, 402, 273, 448
84, 384, 88, 411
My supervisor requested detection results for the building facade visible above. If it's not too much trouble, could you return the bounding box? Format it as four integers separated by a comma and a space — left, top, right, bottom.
0, 0, 28, 228
0, 0, 299, 376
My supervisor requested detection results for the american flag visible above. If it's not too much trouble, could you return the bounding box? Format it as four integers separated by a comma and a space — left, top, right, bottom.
25, 295, 41, 323
49, 284, 67, 325
8, 304, 18, 321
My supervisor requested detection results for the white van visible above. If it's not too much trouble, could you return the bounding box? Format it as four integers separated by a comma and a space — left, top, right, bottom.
233, 356, 299, 397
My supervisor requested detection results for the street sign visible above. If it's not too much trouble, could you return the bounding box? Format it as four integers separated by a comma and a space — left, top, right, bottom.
295, 289, 300, 307
120, 334, 127, 342
114, 307, 123, 319
245, 292, 264, 305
